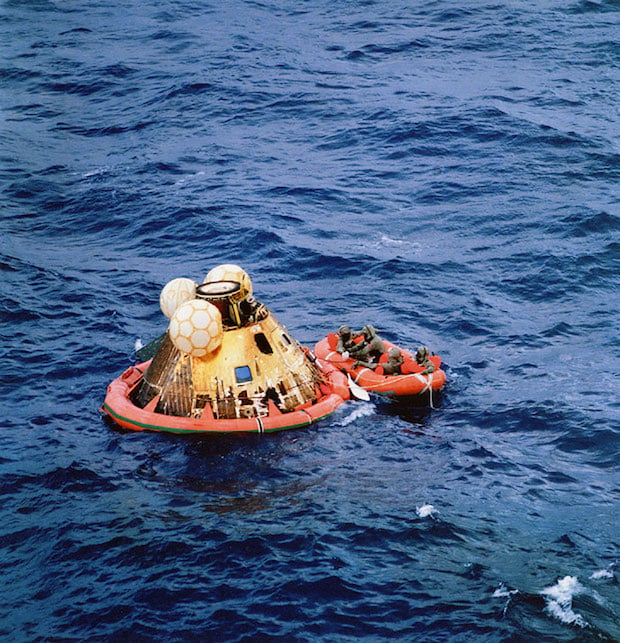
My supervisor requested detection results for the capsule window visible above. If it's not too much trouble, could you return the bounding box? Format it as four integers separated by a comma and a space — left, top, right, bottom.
281, 333, 292, 346
254, 332, 273, 354
235, 365, 253, 384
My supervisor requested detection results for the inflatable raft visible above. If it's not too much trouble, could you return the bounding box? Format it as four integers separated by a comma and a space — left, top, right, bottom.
314, 333, 446, 401
102, 265, 349, 435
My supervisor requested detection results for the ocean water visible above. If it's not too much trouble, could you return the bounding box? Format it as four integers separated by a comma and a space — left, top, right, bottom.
1, 0, 619, 640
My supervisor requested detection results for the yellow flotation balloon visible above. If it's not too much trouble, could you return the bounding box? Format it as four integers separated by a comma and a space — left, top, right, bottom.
169, 299, 222, 357
160, 277, 197, 319
204, 263, 252, 299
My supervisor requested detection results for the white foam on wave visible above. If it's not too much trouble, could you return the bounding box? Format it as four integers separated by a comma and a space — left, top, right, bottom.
134, 338, 144, 352
380, 234, 405, 246
174, 170, 205, 187
540, 575, 588, 628
358, 235, 421, 258
493, 583, 518, 599
82, 166, 111, 178
590, 568, 614, 580
416, 504, 438, 518
493, 583, 519, 616
339, 402, 375, 426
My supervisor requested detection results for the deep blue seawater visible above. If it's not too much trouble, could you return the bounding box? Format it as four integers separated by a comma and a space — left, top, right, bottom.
1, 0, 619, 640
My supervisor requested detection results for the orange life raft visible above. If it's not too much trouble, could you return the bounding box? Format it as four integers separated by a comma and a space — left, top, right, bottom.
103, 357, 348, 435
314, 334, 446, 400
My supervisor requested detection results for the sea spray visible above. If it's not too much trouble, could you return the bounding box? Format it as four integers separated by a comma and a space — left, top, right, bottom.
416, 504, 438, 518
541, 576, 588, 628
339, 402, 375, 426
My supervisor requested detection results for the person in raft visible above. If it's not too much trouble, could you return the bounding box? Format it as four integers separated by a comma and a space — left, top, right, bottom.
415, 346, 436, 375
355, 346, 404, 374
354, 345, 436, 377
336, 325, 360, 355
348, 325, 387, 364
